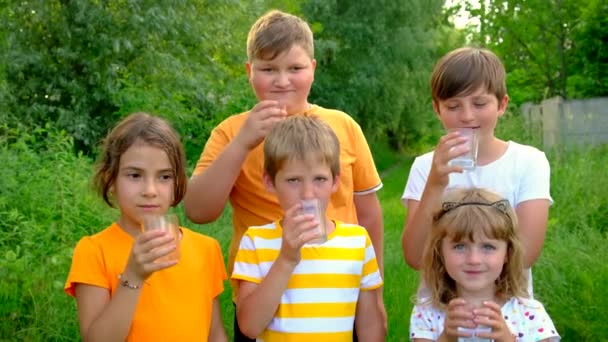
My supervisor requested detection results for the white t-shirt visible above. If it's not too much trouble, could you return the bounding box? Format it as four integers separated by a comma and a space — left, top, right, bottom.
402, 141, 552, 297
410, 297, 560, 341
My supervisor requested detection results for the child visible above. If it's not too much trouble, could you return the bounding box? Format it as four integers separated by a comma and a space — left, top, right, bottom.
410, 188, 559, 341
231, 115, 385, 341
64, 113, 228, 341
183, 9, 385, 339
401, 47, 552, 296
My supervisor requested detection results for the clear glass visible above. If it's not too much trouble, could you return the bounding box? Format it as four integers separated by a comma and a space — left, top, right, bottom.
141, 214, 181, 262
300, 198, 327, 245
448, 127, 479, 170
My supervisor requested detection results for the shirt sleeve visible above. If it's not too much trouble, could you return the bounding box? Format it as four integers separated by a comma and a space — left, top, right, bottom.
360, 233, 383, 290
349, 118, 382, 194
518, 299, 561, 341
409, 304, 442, 340
191, 118, 233, 177
209, 238, 227, 298
516, 148, 553, 205
64, 237, 110, 297
231, 233, 262, 284
401, 155, 431, 207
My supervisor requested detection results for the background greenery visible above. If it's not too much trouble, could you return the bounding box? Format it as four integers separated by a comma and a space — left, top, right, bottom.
1, 0, 607, 340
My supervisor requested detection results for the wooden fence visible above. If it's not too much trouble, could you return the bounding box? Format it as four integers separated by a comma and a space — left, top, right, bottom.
521, 96, 608, 149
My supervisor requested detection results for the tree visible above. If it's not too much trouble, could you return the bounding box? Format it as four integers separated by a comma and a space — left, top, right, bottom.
458, 0, 608, 104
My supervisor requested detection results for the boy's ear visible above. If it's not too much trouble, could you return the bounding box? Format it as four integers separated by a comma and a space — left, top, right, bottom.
497, 95, 509, 117
432, 100, 441, 117
245, 62, 252, 79
331, 173, 341, 193
262, 172, 276, 193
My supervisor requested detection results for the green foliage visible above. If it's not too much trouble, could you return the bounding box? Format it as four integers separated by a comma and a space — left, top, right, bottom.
1, 0, 259, 156
458, 0, 608, 105
302, 0, 453, 152
0, 125, 111, 340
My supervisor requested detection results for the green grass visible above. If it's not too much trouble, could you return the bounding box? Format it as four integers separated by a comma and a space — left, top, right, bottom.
1, 125, 607, 340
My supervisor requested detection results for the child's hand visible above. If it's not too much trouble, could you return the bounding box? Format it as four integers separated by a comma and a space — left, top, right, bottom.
278, 203, 322, 265
235, 100, 287, 150
441, 298, 477, 340
428, 131, 470, 188
122, 229, 178, 286
472, 301, 514, 342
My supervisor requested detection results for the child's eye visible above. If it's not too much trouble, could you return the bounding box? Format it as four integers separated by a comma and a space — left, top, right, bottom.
453, 243, 465, 251
127, 172, 141, 179
290, 66, 304, 71
446, 104, 459, 110
260, 67, 273, 72
482, 243, 496, 251
314, 176, 328, 182
159, 173, 174, 181
286, 178, 300, 183
474, 102, 487, 108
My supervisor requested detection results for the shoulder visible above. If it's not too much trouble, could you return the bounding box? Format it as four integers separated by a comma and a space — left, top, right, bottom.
506, 141, 548, 162
212, 111, 249, 134
75, 224, 120, 248
181, 227, 221, 248
310, 105, 360, 129
503, 297, 550, 316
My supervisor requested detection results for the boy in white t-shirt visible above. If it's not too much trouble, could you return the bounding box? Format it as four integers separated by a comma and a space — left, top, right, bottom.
401, 47, 552, 296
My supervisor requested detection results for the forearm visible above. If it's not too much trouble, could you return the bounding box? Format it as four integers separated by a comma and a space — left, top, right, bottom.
354, 290, 386, 341
81, 287, 141, 342
184, 139, 250, 223
402, 186, 444, 269
208, 297, 228, 342
237, 257, 296, 338
515, 200, 550, 267
355, 194, 384, 272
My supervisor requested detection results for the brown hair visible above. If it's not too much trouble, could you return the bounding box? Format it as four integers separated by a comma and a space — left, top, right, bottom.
430, 47, 506, 102
421, 188, 528, 309
264, 115, 339, 182
94, 112, 187, 207
247, 9, 314, 61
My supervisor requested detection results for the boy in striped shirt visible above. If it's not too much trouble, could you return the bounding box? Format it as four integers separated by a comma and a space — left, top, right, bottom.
232, 115, 385, 341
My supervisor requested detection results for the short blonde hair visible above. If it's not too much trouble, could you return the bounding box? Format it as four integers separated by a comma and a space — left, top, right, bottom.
247, 9, 314, 61
421, 188, 528, 309
430, 47, 506, 102
264, 115, 339, 182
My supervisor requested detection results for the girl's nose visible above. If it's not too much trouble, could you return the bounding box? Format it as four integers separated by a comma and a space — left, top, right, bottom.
465, 248, 482, 264
141, 179, 158, 197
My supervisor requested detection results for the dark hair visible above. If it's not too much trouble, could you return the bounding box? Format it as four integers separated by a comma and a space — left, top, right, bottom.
431, 47, 506, 102
93, 112, 187, 207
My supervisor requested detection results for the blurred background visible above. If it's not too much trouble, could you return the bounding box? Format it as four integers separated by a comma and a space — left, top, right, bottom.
1, 0, 607, 340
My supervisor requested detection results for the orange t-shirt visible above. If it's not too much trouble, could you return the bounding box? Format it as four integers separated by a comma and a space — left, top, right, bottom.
64, 223, 226, 341
193, 105, 382, 281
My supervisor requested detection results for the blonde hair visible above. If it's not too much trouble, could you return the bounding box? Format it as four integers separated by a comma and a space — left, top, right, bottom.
430, 47, 506, 103
264, 115, 339, 182
247, 9, 314, 61
94, 112, 187, 208
421, 188, 528, 309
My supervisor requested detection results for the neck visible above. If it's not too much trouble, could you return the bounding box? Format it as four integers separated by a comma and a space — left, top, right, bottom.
477, 136, 507, 166
288, 102, 312, 116
457, 287, 497, 307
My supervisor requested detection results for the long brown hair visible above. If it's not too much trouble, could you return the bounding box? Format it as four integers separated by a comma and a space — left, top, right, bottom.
93, 112, 187, 207
421, 188, 528, 309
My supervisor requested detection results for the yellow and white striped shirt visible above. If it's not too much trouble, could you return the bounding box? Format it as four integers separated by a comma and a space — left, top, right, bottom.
232, 220, 383, 342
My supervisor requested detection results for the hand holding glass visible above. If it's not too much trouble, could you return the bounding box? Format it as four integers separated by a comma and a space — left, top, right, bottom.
141, 214, 181, 262
300, 199, 327, 245
448, 128, 479, 170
